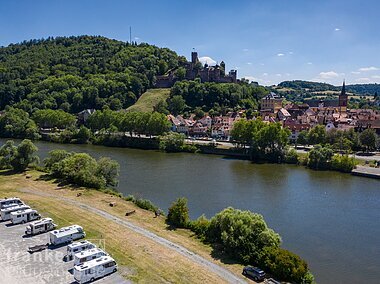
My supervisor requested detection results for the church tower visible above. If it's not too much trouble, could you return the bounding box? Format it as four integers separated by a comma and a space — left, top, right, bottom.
339, 80, 348, 111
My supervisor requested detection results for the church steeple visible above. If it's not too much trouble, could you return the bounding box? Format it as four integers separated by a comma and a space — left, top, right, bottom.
339, 80, 348, 110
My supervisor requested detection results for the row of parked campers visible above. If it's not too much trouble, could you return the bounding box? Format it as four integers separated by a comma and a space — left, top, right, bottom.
0, 197, 42, 224
65, 240, 117, 283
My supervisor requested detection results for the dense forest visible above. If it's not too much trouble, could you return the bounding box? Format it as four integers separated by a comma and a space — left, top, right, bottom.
0, 36, 184, 112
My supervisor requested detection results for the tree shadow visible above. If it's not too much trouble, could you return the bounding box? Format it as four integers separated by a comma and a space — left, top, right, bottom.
36, 174, 80, 189
0, 169, 20, 176
209, 242, 242, 265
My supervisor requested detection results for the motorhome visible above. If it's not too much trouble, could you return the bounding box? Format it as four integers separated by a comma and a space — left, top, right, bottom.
74, 248, 107, 266
10, 208, 40, 225
66, 240, 96, 261
0, 204, 30, 221
0, 197, 23, 209
25, 218, 57, 235
49, 225, 85, 245
73, 256, 117, 284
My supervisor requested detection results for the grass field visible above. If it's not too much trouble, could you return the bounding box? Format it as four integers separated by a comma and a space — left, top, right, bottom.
127, 89, 170, 112
0, 170, 246, 283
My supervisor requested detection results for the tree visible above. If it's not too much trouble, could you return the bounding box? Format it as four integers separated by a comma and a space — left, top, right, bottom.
32, 109, 76, 129
175, 67, 186, 80
0, 108, 40, 139
307, 145, 334, 170
307, 125, 326, 145
96, 157, 120, 187
168, 95, 186, 115
297, 130, 309, 145
75, 125, 92, 144
208, 207, 281, 262
44, 149, 72, 170
0, 139, 39, 172
167, 198, 190, 228
359, 129, 377, 152
159, 132, 185, 152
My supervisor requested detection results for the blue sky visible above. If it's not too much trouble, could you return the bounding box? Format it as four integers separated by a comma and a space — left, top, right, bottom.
1, 0, 380, 86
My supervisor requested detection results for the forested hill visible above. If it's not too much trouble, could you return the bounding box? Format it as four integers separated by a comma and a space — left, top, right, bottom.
278, 80, 380, 95
0, 36, 184, 112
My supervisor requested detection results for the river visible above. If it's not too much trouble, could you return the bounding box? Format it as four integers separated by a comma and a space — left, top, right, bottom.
1, 139, 379, 284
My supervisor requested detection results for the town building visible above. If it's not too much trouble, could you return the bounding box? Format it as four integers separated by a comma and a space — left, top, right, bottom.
260, 92, 283, 113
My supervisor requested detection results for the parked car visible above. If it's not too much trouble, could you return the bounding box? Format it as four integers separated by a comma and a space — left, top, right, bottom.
242, 266, 266, 281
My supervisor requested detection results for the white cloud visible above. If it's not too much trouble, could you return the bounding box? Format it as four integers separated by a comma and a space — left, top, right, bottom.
334, 28, 340, 31
276, 74, 282, 77
262, 73, 268, 76
355, 77, 371, 83
277, 53, 285, 57
134, 37, 140, 40
351, 71, 361, 74
198, 56, 217, 66
307, 62, 313, 65
288, 51, 293, 55
358, 66, 379, 72
319, 71, 339, 79
371, 75, 380, 79
243, 48, 249, 52
285, 73, 291, 76
260, 63, 265, 66
243, 76, 271, 85
247, 62, 252, 65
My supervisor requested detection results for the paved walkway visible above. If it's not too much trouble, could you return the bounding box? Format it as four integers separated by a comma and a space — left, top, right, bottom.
352, 165, 380, 179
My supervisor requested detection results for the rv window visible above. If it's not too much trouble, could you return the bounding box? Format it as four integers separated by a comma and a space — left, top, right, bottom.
17, 215, 21, 218
104, 261, 116, 268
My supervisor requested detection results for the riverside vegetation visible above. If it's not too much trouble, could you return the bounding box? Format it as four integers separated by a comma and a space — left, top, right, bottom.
0, 139, 315, 283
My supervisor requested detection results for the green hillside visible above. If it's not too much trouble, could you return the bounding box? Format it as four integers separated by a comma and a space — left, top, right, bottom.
0, 36, 182, 112
127, 88, 170, 112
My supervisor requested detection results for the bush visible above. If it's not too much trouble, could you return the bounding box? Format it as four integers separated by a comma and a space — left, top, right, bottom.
284, 148, 299, 164
307, 145, 334, 170
208, 207, 281, 262
331, 155, 357, 173
0, 139, 39, 172
135, 198, 159, 212
167, 197, 190, 228
159, 132, 186, 152
189, 214, 210, 239
258, 246, 310, 283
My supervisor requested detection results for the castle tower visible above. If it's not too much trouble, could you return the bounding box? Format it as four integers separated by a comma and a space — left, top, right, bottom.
339, 80, 348, 111
220, 61, 226, 75
191, 52, 198, 64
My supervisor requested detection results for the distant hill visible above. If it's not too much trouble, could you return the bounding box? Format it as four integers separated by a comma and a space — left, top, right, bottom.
0, 36, 182, 112
277, 80, 380, 96
127, 88, 170, 112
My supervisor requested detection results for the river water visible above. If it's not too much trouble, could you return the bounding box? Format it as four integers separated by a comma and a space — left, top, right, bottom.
1, 139, 379, 284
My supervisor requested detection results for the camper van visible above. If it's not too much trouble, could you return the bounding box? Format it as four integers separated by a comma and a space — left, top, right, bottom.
74, 248, 108, 266
73, 256, 117, 284
0, 204, 30, 221
66, 240, 96, 261
0, 197, 23, 209
10, 208, 40, 225
49, 225, 85, 246
25, 218, 57, 235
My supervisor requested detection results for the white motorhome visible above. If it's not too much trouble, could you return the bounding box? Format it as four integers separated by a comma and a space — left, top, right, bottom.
10, 208, 40, 225
25, 218, 57, 235
0, 197, 23, 209
0, 204, 30, 221
73, 256, 117, 284
49, 225, 85, 246
66, 240, 96, 261
74, 248, 108, 266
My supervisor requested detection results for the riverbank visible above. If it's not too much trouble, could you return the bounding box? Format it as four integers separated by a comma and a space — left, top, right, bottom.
0, 170, 247, 283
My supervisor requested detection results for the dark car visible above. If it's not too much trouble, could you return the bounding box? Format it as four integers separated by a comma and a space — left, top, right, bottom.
242, 266, 266, 281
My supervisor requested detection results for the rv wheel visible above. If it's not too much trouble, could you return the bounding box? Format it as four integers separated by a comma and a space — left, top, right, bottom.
113, 268, 117, 273
90, 278, 95, 282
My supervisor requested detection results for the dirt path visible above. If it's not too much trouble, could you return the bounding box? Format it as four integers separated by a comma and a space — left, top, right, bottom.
20, 188, 247, 284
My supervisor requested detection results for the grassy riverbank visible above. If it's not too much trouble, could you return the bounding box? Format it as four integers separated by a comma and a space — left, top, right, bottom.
0, 170, 246, 283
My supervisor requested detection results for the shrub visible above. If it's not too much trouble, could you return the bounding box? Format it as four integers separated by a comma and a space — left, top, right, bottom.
0, 139, 39, 172
159, 132, 185, 152
167, 197, 190, 228
331, 155, 357, 173
284, 148, 299, 164
307, 145, 334, 170
135, 198, 159, 212
258, 246, 310, 283
189, 214, 210, 239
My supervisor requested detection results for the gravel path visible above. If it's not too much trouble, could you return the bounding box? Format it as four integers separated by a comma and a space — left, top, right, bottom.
20, 188, 247, 284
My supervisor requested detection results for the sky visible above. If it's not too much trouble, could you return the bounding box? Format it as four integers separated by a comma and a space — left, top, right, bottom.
1, 0, 380, 86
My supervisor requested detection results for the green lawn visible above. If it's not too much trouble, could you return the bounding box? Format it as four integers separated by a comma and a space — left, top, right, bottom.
127, 88, 170, 112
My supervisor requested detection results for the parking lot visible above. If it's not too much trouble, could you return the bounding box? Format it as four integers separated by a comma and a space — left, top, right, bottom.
0, 220, 128, 284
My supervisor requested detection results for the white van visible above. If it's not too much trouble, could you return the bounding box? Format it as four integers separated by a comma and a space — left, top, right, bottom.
25, 218, 57, 235
10, 208, 40, 225
66, 240, 95, 261
73, 256, 117, 284
0, 197, 23, 209
74, 248, 107, 266
0, 204, 30, 221
49, 225, 85, 246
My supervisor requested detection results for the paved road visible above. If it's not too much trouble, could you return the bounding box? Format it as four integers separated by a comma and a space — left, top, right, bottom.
0, 219, 128, 284
20, 188, 247, 284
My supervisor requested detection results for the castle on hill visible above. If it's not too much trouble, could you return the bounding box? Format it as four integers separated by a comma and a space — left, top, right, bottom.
154, 52, 237, 88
